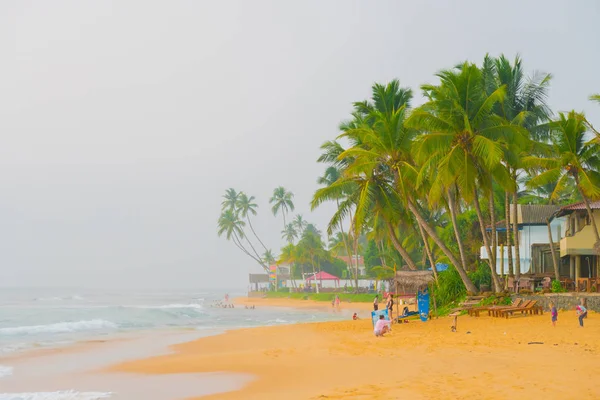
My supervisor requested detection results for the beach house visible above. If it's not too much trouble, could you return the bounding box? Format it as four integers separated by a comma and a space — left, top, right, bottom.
551, 200, 600, 290
480, 204, 565, 276
335, 255, 366, 277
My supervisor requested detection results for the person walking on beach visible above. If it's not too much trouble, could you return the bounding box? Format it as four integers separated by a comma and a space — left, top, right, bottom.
577, 299, 587, 327
335, 295, 340, 308
549, 301, 558, 327
374, 314, 391, 337
373, 295, 379, 311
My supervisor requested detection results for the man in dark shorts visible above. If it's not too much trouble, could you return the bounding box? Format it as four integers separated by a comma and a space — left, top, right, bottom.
386, 294, 394, 321
373, 295, 379, 311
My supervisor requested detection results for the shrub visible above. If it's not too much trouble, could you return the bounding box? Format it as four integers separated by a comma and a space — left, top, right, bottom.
435, 267, 467, 307
551, 280, 566, 293
468, 262, 491, 291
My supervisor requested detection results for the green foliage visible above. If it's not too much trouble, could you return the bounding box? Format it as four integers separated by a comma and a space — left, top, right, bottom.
434, 267, 467, 307
363, 240, 381, 276
551, 279, 566, 293
479, 294, 512, 306
265, 292, 375, 303
468, 262, 491, 291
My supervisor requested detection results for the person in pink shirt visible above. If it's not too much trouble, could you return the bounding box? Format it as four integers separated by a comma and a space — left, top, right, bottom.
374, 315, 391, 337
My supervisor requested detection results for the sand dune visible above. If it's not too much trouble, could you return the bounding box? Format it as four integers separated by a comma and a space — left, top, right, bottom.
111, 298, 600, 399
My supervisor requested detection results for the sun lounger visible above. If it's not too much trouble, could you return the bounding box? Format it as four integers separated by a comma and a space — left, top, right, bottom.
499, 300, 537, 318
468, 298, 522, 317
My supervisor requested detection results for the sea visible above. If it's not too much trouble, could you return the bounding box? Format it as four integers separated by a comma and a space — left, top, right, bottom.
0, 288, 346, 400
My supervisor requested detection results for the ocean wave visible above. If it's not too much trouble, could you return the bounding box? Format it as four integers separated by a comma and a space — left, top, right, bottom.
131, 303, 204, 310
34, 296, 84, 302
0, 391, 112, 400
0, 365, 13, 378
0, 320, 117, 336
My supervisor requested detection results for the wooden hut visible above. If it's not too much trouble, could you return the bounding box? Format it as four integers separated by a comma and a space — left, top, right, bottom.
393, 270, 434, 295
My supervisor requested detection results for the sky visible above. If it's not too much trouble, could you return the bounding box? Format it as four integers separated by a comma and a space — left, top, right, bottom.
1, 0, 599, 289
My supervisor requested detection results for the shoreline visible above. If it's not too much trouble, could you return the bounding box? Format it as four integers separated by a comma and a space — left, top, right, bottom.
110, 297, 600, 399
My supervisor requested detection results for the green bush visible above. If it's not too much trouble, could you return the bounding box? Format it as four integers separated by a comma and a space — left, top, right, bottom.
551, 280, 566, 293
468, 262, 491, 291
277, 287, 290, 293
435, 267, 467, 307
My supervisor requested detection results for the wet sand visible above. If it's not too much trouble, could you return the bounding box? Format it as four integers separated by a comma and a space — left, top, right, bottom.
111, 298, 600, 399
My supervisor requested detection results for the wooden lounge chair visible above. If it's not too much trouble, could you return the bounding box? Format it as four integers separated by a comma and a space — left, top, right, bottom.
467, 298, 522, 317
499, 300, 537, 318
489, 299, 527, 317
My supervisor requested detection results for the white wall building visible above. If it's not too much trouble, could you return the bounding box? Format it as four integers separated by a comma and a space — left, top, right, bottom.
480, 205, 565, 275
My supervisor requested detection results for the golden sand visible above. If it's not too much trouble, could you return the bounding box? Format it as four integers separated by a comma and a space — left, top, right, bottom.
111, 298, 600, 399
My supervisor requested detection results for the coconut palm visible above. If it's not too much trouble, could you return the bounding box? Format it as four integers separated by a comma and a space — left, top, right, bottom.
218, 209, 268, 273
270, 187, 295, 228
487, 54, 552, 282
525, 111, 600, 247
263, 249, 276, 266
221, 188, 240, 212
408, 62, 523, 292
236, 192, 268, 252
281, 223, 298, 244
292, 214, 308, 235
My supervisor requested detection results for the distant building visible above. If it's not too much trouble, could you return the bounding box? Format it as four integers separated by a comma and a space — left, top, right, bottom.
335, 255, 366, 276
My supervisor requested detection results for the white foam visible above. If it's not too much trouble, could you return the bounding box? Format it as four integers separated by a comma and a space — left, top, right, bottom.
0, 391, 112, 400
132, 303, 204, 310
0, 365, 13, 378
0, 320, 117, 336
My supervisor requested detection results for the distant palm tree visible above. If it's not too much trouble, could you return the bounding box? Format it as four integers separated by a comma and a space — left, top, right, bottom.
281, 223, 298, 244
304, 223, 321, 238
221, 188, 240, 212
292, 214, 308, 236
217, 210, 267, 273
526, 111, 600, 246
236, 192, 268, 252
270, 187, 295, 228
263, 249, 276, 266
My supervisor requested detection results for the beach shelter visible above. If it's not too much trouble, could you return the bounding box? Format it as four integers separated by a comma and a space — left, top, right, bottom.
306, 271, 341, 288
392, 270, 437, 319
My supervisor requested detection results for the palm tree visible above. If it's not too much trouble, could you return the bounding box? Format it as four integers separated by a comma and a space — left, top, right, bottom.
281, 223, 298, 244
488, 54, 552, 282
236, 192, 268, 252
408, 62, 522, 292
263, 249, 276, 266
292, 214, 308, 236
218, 210, 268, 273
525, 111, 600, 247
221, 188, 240, 212
270, 187, 295, 228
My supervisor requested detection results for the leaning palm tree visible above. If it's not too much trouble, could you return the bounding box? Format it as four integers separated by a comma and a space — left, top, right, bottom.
217, 209, 268, 273
236, 192, 268, 252
281, 223, 298, 244
270, 186, 295, 228
525, 111, 600, 247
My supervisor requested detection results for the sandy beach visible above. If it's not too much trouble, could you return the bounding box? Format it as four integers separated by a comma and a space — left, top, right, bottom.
111, 297, 600, 399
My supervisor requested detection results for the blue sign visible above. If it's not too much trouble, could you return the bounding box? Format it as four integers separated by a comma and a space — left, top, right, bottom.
371, 309, 389, 327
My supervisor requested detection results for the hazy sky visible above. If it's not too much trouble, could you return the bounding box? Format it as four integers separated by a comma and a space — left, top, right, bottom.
1, 1, 599, 289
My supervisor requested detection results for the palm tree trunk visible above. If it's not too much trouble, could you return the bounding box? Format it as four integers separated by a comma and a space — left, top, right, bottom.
473, 188, 501, 292
488, 189, 503, 292
446, 189, 469, 272
247, 217, 268, 252
349, 208, 359, 292
417, 221, 438, 282
505, 192, 514, 278
512, 190, 521, 281
406, 199, 478, 293
386, 222, 418, 270
337, 199, 355, 288
547, 217, 560, 281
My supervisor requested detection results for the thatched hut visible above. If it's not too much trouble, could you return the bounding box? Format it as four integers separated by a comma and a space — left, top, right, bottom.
393, 270, 434, 295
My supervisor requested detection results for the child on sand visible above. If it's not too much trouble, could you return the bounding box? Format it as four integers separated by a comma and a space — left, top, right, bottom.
374, 315, 391, 337
352, 313, 359, 320
550, 301, 557, 327
576, 299, 587, 327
